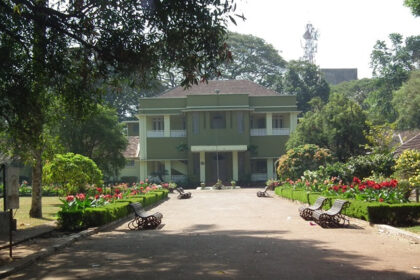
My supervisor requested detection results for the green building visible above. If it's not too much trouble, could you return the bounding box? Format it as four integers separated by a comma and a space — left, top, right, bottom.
121, 80, 299, 185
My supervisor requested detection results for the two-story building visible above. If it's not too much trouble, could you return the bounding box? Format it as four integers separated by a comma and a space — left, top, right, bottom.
121, 80, 299, 185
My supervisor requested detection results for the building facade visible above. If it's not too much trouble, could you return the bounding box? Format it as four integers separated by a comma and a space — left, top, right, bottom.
121, 80, 299, 185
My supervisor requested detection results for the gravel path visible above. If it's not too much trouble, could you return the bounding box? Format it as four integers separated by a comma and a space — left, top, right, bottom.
6, 189, 420, 280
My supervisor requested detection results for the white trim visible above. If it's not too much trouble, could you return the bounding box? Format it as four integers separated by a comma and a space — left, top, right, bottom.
191, 145, 248, 152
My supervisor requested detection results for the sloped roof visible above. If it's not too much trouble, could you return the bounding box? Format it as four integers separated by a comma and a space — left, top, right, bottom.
395, 133, 420, 156
123, 136, 139, 159
157, 80, 282, 98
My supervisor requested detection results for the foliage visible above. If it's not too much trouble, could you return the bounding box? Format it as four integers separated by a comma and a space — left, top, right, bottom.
404, 0, 420, 16
368, 33, 420, 123
57, 105, 127, 179
276, 144, 333, 180
43, 153, 103, 194
392, 70, 420, 130
394, 149, 420, 187
330, 78, 378, 110
363, 123, 395, 154
282, 60, 330, 113
220, 32, 286, 92
347, 153, 395, 179
287, 93, 369, 161
306, 162, 354, 185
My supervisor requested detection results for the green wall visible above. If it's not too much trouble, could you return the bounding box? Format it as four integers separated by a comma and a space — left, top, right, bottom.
250, 136, 288, 158
147, 138, 188, 159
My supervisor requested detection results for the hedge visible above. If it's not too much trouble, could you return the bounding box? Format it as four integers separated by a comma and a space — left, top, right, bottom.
58, 189, 169, 231
275, 186, 420, 226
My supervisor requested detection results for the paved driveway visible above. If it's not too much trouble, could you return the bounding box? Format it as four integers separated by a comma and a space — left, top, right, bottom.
6, 189, 420, 280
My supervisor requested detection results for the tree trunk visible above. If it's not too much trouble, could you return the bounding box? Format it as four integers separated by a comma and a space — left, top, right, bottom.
30, 149, 43, 218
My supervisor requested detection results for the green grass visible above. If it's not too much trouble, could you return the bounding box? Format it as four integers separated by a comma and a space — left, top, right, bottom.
0, 197, 61, 229
401, 225, 420, 234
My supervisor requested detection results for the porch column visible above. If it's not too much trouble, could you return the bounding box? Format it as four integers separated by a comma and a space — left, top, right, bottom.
266, 113, 272, 136
139, 160, 148, 181
164, 115, 170, 137
290, 113, 298, 134
164, 160, 171, 182
232, 151, 238, 181
138, 115, 147, 159
267, 158, 274, 180
199, 152, 206, 183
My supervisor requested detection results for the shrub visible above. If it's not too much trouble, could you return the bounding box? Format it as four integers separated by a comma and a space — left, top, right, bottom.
277, 144, 333, 180
394, 149, 420, 187
347, 153, 395, 179
314, 162, 354, 184
43, 153, 103, 194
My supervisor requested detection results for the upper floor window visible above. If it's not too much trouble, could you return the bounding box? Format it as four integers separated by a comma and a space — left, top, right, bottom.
250, 115, 265, 129
237, 112, 244, 134
210, 112, 226, 129
192, 112, 199, 134
152, 117, 164, 131
273, 115, 284, 128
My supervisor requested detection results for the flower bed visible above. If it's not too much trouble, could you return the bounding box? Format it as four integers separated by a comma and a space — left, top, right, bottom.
58, 182, 169, 230
274, 177, 420, 226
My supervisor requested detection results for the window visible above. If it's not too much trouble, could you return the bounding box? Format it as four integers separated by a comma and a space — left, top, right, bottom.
152, 117, 164, 131
237, 112, 244, 134
250, 115, 265, 129
193, 112, 199, 134
252, 159, 267, 173
210, 112, 226, 129
273, 115, 284, 128
126, 160, 135, 168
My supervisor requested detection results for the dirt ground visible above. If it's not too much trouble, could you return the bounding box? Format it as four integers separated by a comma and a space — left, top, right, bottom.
5, 188, 420, 280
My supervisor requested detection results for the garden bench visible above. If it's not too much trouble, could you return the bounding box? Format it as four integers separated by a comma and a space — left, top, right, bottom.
257, 186, 270, 197
312, 199, 350, 228
175, 187, 192, 199
298, 196, 329, 220
128, 203, 163, 230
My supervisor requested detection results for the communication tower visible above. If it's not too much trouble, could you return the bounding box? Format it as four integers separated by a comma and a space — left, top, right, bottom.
301, 23, 319, 64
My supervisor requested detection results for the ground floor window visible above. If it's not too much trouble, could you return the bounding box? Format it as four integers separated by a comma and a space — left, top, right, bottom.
251, 159, 267, 173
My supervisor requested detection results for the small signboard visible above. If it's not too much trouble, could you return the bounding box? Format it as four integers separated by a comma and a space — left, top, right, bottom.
6, 166, 19, 209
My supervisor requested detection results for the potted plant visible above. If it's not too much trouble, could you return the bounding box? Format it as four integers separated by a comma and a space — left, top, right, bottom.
230, 180, 236, 187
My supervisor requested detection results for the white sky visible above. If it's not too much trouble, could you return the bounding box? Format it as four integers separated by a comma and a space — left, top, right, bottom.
228, 0, 420, 78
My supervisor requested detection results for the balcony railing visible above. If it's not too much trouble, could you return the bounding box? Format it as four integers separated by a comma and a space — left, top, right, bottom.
250, 128, 266, 136
147, 130, 186, 138
170, 130, 186, 137
147, 130, 164, 137
272, 128, 290, 135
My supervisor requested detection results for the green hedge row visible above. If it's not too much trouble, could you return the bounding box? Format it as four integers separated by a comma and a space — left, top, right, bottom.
275, 187, 420, 226
58, 190, 168, 231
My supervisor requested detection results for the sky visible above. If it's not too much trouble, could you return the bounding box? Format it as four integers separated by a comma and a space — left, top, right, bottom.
228, 0, 420, 79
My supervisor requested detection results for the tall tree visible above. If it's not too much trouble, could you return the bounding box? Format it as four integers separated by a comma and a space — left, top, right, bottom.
330, 78, 378, 110
368, 33, 420, 123
392, 70, 420, 129
287, 93, 369, 161
282, 60, 330, 113
404, 0, 420, 16
0, 0, 239, 217
57, 106, 128, 180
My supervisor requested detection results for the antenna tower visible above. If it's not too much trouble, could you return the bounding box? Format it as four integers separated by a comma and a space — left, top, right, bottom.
301, 23, 319, 64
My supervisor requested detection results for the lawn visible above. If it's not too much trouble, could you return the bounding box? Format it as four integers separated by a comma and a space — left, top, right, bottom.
0, 196, 61, 229
402, 225, 420, 234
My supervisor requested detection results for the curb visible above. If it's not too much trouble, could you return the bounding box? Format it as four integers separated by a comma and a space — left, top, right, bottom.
375, 224, 420, 244
0, 216, 131, 279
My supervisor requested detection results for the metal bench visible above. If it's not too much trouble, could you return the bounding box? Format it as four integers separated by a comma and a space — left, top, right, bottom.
257, 186, 270, 197
128, 203, 163, 230
298, 196, 329, 220
175, 187, 192, 199
312, 199, 350, 228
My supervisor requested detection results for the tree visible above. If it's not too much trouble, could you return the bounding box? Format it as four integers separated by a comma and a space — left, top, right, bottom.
368, 33, 420, 123
43, 153, 103, 195
57, 106, 128, 180
330, 78, 378, 110
0, 0, 240, 217
392, 70, 420, 129
282, 60, 330, 113
287, 93, 369, 161
404, 0, 420, 16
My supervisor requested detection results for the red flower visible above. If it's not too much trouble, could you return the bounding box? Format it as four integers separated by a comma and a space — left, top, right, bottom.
373, 184, 381, 190
76, 193, 86, 201
95, 194, 99, 199
96, 187, 103, 193
332, 185, 339, 192
379, 198, 384, 202
358, 184, 366, 191
114, 188, 121, 194
66, 195, 75, 202
341, 185, 348, 192
390, 179, 398, 188
352, 177, 361, 184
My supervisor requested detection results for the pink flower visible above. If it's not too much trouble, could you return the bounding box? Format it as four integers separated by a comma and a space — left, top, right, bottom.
76, 193, 86, 201
66, 195, 75, 202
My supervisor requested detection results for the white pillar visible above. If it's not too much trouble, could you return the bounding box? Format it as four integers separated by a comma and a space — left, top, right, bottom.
164, 115, 170, 137
139, 160, 148, 181
290, 113, 298, 134
164, 160, 172, 182
232, 151, 238, 181
200, 152, 206, 184
266, 113, 272, 136
138, 115, 147, 160
267, 158, 274, 180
